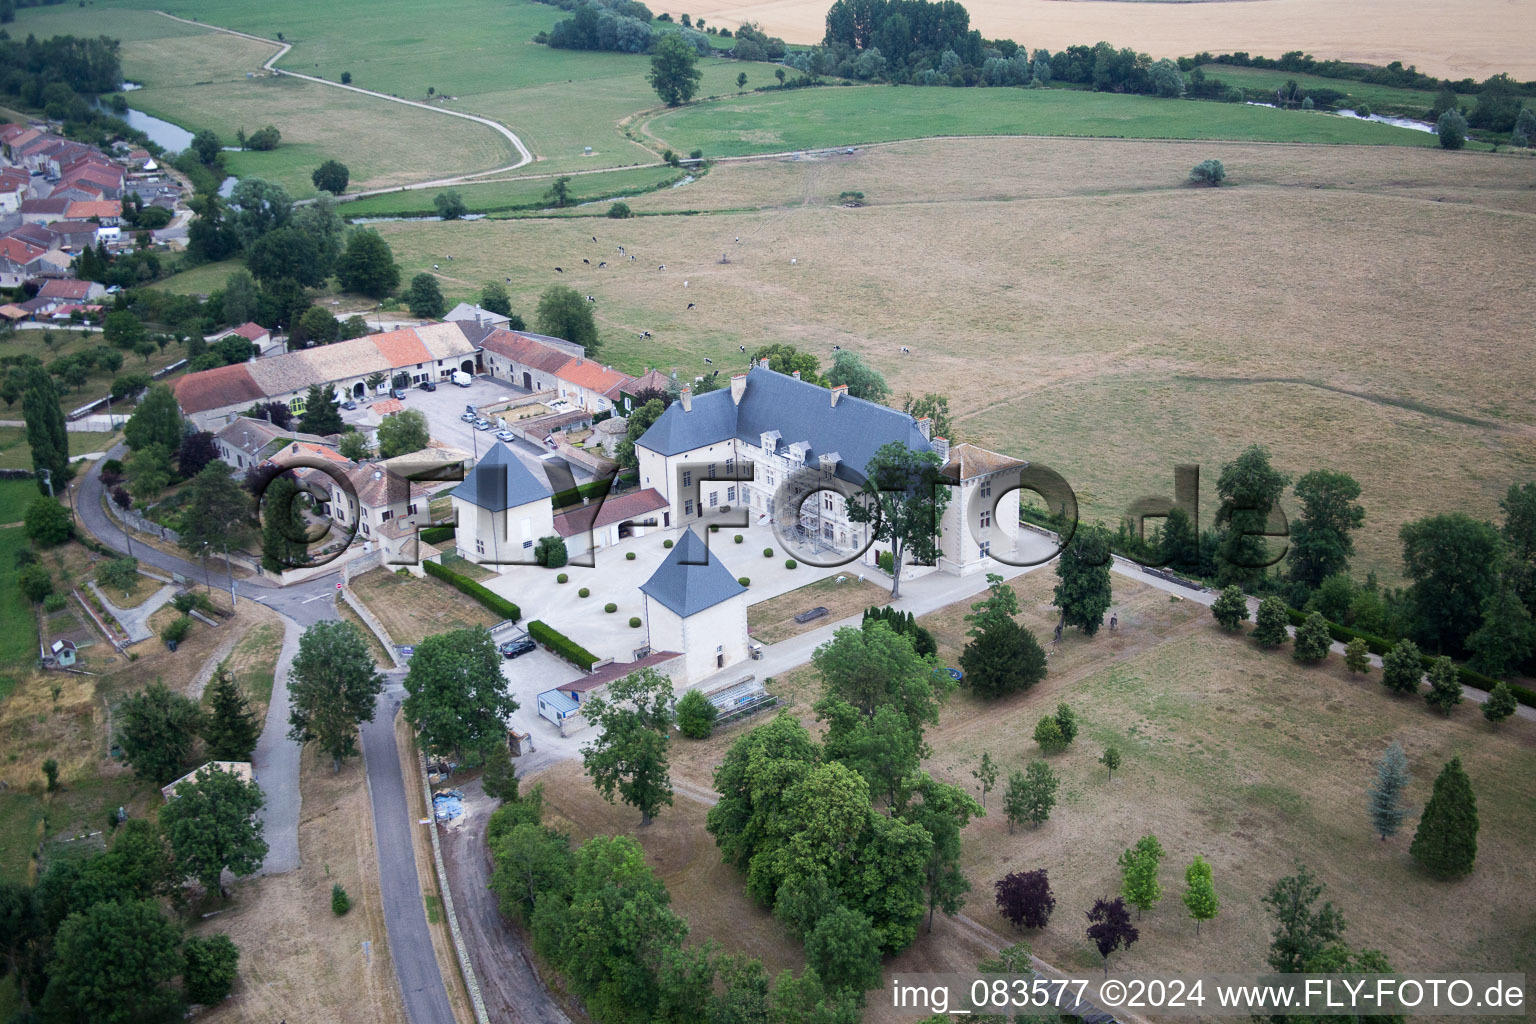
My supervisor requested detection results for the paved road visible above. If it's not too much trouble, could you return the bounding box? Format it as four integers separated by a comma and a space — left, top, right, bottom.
361, 679, 458, 1024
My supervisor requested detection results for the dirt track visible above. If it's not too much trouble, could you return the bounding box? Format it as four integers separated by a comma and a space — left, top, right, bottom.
440, 778, 572, 1024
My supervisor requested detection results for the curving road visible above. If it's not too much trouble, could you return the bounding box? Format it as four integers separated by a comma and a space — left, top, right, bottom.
153, 10, 533, 197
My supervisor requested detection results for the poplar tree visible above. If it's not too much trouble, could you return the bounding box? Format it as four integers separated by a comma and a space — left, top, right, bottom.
1182, 855, 1219, 934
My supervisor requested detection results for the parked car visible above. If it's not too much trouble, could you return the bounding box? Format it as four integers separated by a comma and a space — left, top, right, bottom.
498, 636, 536, 659
460, 410, 478, 422
418, 380, 437, 392
342, 400, 358, 410
391, 388, 407, 400
473, 417, 494, 431
495, 429, 516, 443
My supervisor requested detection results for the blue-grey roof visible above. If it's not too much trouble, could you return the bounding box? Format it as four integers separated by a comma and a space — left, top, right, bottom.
639, 527, 746, 617
449, 442, 552, 511
635, 365, 932, 485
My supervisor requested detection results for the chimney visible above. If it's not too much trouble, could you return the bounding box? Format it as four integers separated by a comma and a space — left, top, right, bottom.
932, 436, 951, 463
830, 384, 847, 407
915, 416, 932, 440
730, 373, 747, 405
758, 357, 770, 370
680, 385, 692, 412
791, 370, 800, 380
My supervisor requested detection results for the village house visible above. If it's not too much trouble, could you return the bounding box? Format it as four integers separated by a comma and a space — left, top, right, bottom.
212, 417, 341, 471
476, 327, 584, 393
36, 278, 105, 304
212, 321, 276, 355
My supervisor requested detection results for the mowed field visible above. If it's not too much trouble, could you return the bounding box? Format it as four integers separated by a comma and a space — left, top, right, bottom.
371, 136, 1536, 583
11, 6, 517, 195
534, 570, 1536, 1019
650, 0, 1536, 80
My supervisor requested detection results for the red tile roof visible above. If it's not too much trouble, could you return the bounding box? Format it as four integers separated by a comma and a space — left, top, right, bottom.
20, 198, 70, 216
557, 357, 633, 396
478, 329, 572, 375
173, 363, 265, 415
553, 487, 670, 538
37, 279, 93, 300
227, 322, 270, 342
64, 200, 121, 220
369, 326, 432, 367
371, 398, 403, 416
0, 237, 45, 264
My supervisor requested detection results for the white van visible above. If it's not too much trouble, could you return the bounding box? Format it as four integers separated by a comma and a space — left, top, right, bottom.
453, 370, 473, 387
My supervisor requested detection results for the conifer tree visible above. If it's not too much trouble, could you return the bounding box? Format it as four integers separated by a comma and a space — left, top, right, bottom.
1366, 742, 1411, 840
1410, 757, 1478, 877
202, 667, 260, 761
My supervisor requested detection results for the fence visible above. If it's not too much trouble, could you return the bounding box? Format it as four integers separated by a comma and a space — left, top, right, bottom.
104, 493, 180, 544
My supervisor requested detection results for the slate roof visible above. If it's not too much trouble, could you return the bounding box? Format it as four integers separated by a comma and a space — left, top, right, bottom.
940, 443, 1028, 481
558, 649, 684, 696
639, 526, 746, 617
636, 365, 933, 485
450, 442, 553, 511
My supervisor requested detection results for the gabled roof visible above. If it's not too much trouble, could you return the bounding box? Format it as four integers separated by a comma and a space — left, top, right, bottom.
449, 442, 552, 512
557, 357, 633, 396
553, 487, 669, 538
64, 200, 121, 220
6, 224, 55, 247
173, 363, 265, 414
445, 301, 510, 327
223, 322, 270, 342
19, 198, 69, 216
0, 237, 45, 264
624, 368, 673, 397
478, 329, 572, 375
636, 365, 932, 486
37, 279, 94, 300
639, 526, 746, 618
369, 326, 432, 366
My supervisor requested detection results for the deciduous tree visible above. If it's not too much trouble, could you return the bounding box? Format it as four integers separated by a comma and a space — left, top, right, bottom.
43, 899, 184, 1024
24, 496, 71, 546
1118, 834, 1165, 919
970, 752, 998, 808
1400, 513, 1502, 655
1292, 611, 1332, 662
377, 407, 430, 459
1344, 637, 1371, 674
1286, 469, 1365, 595
649, 33, 703, 105
1182, 855, 1219, 934
1262, 863, 1344, 973
1214, 445, 1289, 588
995, 868, 1054, 930
1004, 761, 1057, 831
286, 620, 385, 771
433, 190, 467, 220
847, 441, 951, 600
404, 273, 445, 319
1380, 639, 1423, 695
116, 681, 203, 785
1253, 595, 1290, 648
900, 774, 983, 931
160, 764, 268, 897
1054, 523, 1113, 635
1467, 586, 1535, 677
403, 627, 517, 761
536, 284, 600, 353
336, 228, 400, 298
1085, 896, 1138, 974
1100, 745, 1122, 781
182, 933, 240, 1005
1211, 584, 1249, 630
1482, 680, 1518, 723
826, 350, 890, 403
1423, 655, 1462, 715
675, 688, 717, 738
124, 382, 185, 453
311, 159, 349, 194
581, 667, 675, 825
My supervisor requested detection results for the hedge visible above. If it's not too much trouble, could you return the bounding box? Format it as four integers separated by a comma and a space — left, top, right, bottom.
1282, 605, 1535, 708
418, 525, 455, 545
423, 559, 521, 622
551, 477, 633, 511
529, 619, 598, 670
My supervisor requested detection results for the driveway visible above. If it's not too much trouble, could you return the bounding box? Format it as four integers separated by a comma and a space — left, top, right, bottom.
498, 646, 591, 771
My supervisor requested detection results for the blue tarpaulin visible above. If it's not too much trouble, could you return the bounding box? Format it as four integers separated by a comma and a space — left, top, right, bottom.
432, 789, 464, 821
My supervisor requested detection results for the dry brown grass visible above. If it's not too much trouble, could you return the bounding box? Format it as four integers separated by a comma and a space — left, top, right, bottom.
656, 0, 1534, 78
746, 573, 891, 643
348, 567, 498, 647
219, 620, 284, 720
192, 747, 407, 1024
378, 138, 1536, 584
336, 600, 397, 670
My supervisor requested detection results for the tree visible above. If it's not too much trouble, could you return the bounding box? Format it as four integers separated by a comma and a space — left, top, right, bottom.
1253, 595, 1290, 648
287, 620, 385, 771
901, 774, 983, 931
995, 869, 1054, 930
117, 681, 203, 785
967, 753, 1000, 810
104, 310, 147, 351
338, 430, 372, 461
1292, 611, 1332, 662
545, 175, 572, 208
203, 667, 260, 761
1055, 702, 1078, 744
376, 408, 430, 460
1004, 761, 1057, 831
1381, 639, 1423, 694
124, 382, 185, 453
1422, 655, 1462, 715
536, 284, 600, 353
42, 758, 58, 792
812, 621, 949, 731
1344, 637, 1371, 674
751, 342, 824, 385
1401, 513, 1502, 655
1436, 108, 1468, 149
1483, 680, 1518, 722
847, 441, 951, 600
1085, 897, 1139, 974
805, 905, 883, 996
1117, 834, 1165, 919
1054, 523, 1113, 634
960, 615, 1046, 698
336, 228, 401, 297
402, 627, 518, 761
126, 443, 172, 502
737, 71, 748, 89
1211, 585, 1249, 630
1367, 741, 1411, 840
899, 393, 953, 444
21, 368, 69, 494
97, 556, 138, 598
180, 460, 255, 565
295, 304, 339, 346
534, 534, 568, 568
1286, 469, 1365, 595
228, 178, 293, 245
1215, 445, 1289, 588
1467, 586, 1535, 677
490, 821, 572, 924
480, 280, 513, 317
404, 273, 446, 319
1182, 855, 1219, 934
175, 430, 218, 478
481, 740, 519, 801
649, 33, 703, 105
433, 190, 467, 220
1033, 715, 1065, 753
312, 159, 350, 194
298, 384, 344, 435
607, 200, 633, 219
615, 397, 666, 471
581, 668, 675, 825
18, 563, 53, 603
1262, 863, 1344, 973
1100, 746, 1122, 781
191, 128, 221, 164
183, 933, 240, 1005
825, 350, 890, 403
259, 471, 307, 571
1189, 158, 1226, 185
24, 496, 71, 546
44, 899, 184, 1024
246, 124, 281, 150
1515, 106, 1536, 146
1410, 756, 1477, 877
675, 688, 717, 738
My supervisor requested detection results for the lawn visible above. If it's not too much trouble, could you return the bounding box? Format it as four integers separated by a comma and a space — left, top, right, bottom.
340, 165, 689, 218
0, 480, 42, 671
218, 620, 284, 715
0, 327, 183, 417
746, 573, 890, 644
643, 84, 1453, 159
1195, 64, 1472, 115
348, 566, 498, 647
0, 428, 121, 471
151, 258, 244, 297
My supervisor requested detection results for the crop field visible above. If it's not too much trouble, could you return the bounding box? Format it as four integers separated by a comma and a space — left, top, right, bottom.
650, 0, 1535, 80
643, 85, 1454, 158
561, 570, 1536, 1020
369, 136, 1536, 582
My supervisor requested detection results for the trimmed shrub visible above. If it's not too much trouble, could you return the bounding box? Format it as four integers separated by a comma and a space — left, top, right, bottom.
738, 577, 750, 586
1189, 158, 1226, 186
162, 616, 193, 646
534, 535, 568, 568
785, 559, 797, 569
734, 535, 744, 543
604, 602, 618, 613
629, 616, 642, 628
626, 551, 636, 560
332, 884, 351, 915
664, 539, 674, 548
579, 587, 590, 598
528, 619, 599, 670
876, 550, 895, 574
418, 525, 455, 545
423, 559, 521, 621
763, 547, 774, 557
557, 573, 569, 584
710, 524, 719, 532
676, 688, 717, 738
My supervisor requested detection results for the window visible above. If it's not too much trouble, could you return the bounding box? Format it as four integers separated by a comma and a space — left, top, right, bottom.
824, 496, 833, 511
980, 509, 991, 529
823, 523, 833, 540
685, 499, 694, 516
709, 491, 719, 507
727, 486, 736, 502
682, 470, 692, 488
708, 463, 716, 479
726, 458, 735, 475
766, 497, 775, 515
523, 539, 533, 548
741, 485, 751, 505
475, 539, 485, 554
979, 540, 991, 558
381, 510, 393, 523
980, 480, 992, 498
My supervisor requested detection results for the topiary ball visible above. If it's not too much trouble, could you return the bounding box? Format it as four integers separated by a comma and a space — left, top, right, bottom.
557, 573, 569, 584
628, 616, 642, 628
738, 577, 749, 586
579, 587, 591, 598
664, 539, 674, 548
626, 551, 636, 560
734, 535, 744, 543
763, 547, 773, 558
710, 524, 719, 532
785, 559, 797, 569
604, 602, 618, 613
